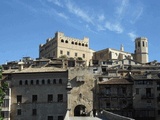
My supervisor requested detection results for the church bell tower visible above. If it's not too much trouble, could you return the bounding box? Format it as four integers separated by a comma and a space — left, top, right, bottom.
135, 37, 148, 63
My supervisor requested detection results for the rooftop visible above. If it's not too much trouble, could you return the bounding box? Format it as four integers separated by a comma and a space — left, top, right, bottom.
99, 78, 132, 85
3, 66, 67, 74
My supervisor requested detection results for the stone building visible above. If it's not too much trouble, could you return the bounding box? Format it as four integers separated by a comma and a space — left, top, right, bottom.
97, 78, 133, 118
93, 37, 148, 64
125, 62, 160, 120
1, 32, 157, 120
39, 32, 94, 66
131, 72, 156, 120
67, 67, 97, 117
2, 65, 68, 120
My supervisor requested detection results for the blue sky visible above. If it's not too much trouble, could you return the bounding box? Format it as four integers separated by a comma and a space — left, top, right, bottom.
0, 0, 160, 64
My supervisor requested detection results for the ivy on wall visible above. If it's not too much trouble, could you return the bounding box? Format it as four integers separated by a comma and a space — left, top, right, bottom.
0, 66, 8, 120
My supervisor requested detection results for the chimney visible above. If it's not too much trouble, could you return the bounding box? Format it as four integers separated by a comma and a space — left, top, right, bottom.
18, 62, 24, 71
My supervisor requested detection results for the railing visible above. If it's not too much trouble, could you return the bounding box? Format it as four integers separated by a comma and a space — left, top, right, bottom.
98, 93, 132, 98
141, 94, 154, 99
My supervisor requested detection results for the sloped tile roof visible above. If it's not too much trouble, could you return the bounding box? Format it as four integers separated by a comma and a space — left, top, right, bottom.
99, 78, 132, 85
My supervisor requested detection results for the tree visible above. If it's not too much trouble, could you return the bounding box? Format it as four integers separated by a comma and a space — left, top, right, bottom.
0, 66, 8, 120
59, 55, 68, 60
76, 57, 83, 61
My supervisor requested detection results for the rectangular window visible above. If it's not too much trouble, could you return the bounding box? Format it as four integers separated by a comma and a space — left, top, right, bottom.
17, 95, 22, 103
122, 87, 127, 94
59, 79, 62, 84
1, 111, 9, 118
58, 116, 63, 120
83, 54, 85, 58
106, 103, 110, 108
32, 109, 37, 115
48, 94, 53, 102
57, 94, 63, 102
53, 51, 55, 57
67, 51, 70, 56
136, 88, 139, 94
32, 95, 37, 103
48, 116, 53, 120
17, 109, 21, 115
105, 87, 111, 95
2, 99, 9, 107
60, 50, 63, 54
75, 53, 77, 57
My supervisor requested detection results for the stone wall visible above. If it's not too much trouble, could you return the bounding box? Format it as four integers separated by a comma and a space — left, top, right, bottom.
100, 110, 135, 120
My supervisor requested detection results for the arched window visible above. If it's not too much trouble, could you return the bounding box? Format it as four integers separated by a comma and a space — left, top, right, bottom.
75, 42, 77, 45
48, 79, 50, 84
25, 80, 28, 85
82, 43, 84, 46
59, 79, 62, 84
42, 80, 45, 85
36, 80, 39, 85
31, 80, 33, 85
71, 41, 74, 44
19, 80, 22, 85
61, 39, 64, 42
53, 79, 56, 84
79, 43, 81, 46
138, 41, 140, 47
85, 44, 88, 47
65, 40, 68, 43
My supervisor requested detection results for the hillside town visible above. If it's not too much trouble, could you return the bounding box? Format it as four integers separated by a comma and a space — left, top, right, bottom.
1, 32, 160, 120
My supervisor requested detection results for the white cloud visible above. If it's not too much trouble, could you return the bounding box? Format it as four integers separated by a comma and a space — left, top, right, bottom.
47, 0, 63, 7
105, 22, 123, 34
116, 0, 129, 20
56, 12, 68, 19
97, 25, 106, 31
66, 1, 94, 24
98, 14, 105, 22
130, 6, 143, 24
86, 25, 97, 33
128, 32, 137, 41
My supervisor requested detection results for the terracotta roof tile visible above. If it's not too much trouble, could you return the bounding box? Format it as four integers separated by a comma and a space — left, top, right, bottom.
99, 78, 132, 85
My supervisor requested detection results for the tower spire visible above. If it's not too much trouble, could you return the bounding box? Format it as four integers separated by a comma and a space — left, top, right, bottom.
120, 44, 124, 51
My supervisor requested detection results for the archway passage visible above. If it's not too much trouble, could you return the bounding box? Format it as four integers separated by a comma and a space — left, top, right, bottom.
74, 105, 86, 116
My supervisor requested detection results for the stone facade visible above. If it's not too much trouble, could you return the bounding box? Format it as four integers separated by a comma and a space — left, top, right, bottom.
93, 48, 133, 62
67, 67, 97, 116
93, 37, 148, 64
135, 37, 148, 63
3, 67, 68, 120
39, 32, 94, 66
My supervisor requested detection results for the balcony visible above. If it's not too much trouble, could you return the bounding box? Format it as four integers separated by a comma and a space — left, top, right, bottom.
98, 93, 111, 97
141, 94, 154, 99
98, 93, 131, 98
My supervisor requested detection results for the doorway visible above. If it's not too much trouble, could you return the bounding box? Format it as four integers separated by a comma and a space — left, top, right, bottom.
74, 105, 86, 116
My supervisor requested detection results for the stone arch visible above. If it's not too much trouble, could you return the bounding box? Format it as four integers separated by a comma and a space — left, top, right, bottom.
74, 104, 86, 116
